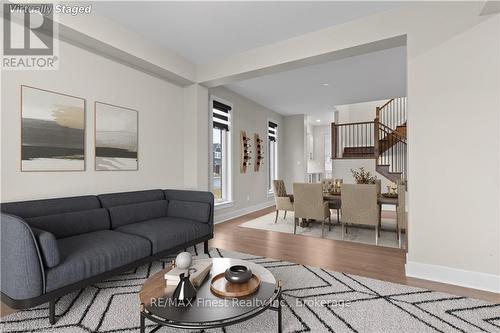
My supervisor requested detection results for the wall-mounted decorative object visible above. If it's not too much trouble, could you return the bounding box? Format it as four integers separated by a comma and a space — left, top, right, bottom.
254, 133, 264, 172
95, 102, 138, 171
21, 85, 86, 171
240, 130, 251, 173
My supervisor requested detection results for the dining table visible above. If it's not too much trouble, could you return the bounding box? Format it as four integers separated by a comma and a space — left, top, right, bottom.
288, 192, 399, 231
325, 192, 398, 226
287, 193, 399, 206
322, 192, 398, 206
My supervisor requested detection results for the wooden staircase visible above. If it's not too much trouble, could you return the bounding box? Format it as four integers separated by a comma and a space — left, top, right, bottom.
379, 123, 406, 154
342, 146, 375, 158
331, 97, 407, 183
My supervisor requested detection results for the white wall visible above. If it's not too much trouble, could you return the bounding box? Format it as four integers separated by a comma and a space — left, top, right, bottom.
1, 40, 186, 201
208, 87, 284, 222
183, 84, 209, 190
194, 3, 500, 292
336, 99, 388, 124
282, 115, 307, 191
332, 159, 392, 189
406, 13, 500, 291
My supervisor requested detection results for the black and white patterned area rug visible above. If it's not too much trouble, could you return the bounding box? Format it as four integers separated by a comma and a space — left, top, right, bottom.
1, 245, 499, 333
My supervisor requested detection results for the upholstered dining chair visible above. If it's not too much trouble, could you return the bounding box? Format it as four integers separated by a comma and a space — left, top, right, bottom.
340, 184, 380, 245
321, 178, 341, 229
397, 181, 407, 248
293, 183, 331, 237
321, 178, 334, 192
272, 180, 294, 223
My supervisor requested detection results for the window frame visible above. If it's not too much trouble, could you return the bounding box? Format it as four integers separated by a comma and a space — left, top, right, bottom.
267, 118, 279, 196
209, 95, 233, 207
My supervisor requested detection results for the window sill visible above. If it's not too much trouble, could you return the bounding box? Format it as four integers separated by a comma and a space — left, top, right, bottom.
215, 201, 234, 210
267, 192, 275, 198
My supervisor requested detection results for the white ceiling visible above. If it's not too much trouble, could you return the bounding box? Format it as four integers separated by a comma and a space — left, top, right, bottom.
307, 113, 335, 126
92, 1, 400, 65
225, 46, 407, 116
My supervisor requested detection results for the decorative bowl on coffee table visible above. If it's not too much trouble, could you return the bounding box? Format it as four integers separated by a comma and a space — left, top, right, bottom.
224, 265, 252, 283
139, 258, 283, 333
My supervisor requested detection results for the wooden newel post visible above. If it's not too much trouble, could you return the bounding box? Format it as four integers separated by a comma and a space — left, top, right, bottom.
331, 122, 337, 159
373, 118, 379, 159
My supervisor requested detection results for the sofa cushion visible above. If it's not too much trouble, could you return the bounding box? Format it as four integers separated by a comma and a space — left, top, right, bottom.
1, 195, 100, 218
98, 190, 164, 208
31, 227, 60, 268
167, 200, 210, 223
25, 208, 110, 239
45, 230, 150, 292
115, 217, 211, 254
108, 200, 168, 229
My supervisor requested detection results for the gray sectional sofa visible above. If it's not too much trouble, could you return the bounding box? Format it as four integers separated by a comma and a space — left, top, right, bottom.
0, 189, 214, 324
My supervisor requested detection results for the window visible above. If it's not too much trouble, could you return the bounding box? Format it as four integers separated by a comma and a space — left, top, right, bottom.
211, 98, 232, 203
268, 121, 278, 193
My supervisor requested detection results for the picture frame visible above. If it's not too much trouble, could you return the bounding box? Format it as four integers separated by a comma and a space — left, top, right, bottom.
20, 85, 86, 172
94, 101, 138, 171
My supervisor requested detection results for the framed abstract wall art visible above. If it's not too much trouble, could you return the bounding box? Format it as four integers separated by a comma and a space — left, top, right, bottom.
21, 85, 86, 171
94, 102, 138, 171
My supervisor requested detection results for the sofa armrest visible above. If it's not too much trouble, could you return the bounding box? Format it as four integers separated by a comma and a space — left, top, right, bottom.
0, 213, 45, 300
164, 190, 214, 230
31, 228, 60, 268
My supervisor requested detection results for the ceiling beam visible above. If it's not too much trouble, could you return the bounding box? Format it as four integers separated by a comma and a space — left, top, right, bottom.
199, 35, 406, 88
53, 11, 196, 86
479, 0, 500, 15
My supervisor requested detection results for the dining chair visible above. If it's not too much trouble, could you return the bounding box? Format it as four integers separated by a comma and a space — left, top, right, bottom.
293, 183, 331, 237
321, 178, 341, 229
340, 184, 380, 245
397, 181, 407, 248
321, 178, 334, 192
272, 180, 294, 223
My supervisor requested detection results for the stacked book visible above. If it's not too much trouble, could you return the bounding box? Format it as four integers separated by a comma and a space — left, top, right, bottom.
164, 259, 212, 287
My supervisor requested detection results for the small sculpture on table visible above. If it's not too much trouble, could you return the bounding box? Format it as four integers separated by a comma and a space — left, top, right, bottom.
175, 252, 192, 273
172, 272, 197, 306
171, 252, 197, 306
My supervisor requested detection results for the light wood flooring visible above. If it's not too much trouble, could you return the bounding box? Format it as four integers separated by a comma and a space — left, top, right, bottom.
211, 206, 500, 303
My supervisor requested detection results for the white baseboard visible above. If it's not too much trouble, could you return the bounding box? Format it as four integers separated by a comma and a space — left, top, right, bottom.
406, 260, 500, 293
215, 201, 275, 224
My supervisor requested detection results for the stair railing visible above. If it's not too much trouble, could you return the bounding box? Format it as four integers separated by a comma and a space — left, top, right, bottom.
331, 121, 374, 159
330, 96, 408, 182
377, 122, 407, 181
376, 97, 407, 130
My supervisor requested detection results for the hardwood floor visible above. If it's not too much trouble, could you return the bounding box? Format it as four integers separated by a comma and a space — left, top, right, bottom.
2, 207, 498, 318
211, 206, 500, 303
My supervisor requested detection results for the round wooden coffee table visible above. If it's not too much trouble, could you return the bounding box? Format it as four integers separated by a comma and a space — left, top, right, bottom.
139, 258, 282, 332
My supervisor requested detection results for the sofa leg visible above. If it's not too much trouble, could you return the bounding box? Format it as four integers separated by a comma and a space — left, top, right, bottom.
204, 240, 209, 254
49, 300, 56, 325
